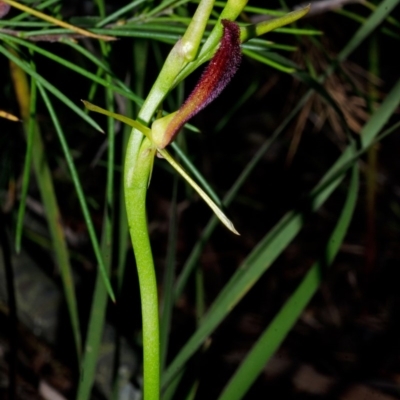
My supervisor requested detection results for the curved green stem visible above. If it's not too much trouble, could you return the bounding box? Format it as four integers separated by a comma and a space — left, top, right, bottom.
124, 136, 159, 400
121, 2, 251, 398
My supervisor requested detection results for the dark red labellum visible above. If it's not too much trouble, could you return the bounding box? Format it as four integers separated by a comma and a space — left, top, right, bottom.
158, 19, 241, 148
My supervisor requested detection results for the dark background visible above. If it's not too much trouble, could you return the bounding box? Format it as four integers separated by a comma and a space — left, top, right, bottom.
1, 0, 400, 399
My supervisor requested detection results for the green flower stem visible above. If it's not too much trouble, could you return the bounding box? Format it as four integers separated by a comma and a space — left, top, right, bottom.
122, 4, 221, 394
124, 137, 159, 400
121, 0, 258, 397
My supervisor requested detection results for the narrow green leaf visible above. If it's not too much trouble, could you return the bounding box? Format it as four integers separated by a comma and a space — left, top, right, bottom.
10, 53, 82, 362
160, 177, 178, 372
171, 142, 223, 206
240, 5, 311, 42
218, 165, 359, 400
159, 148, 239, 235
77, 46, 116, 400
337, 0, 400, 63
10, 0, 61, 22
164, 76, 400, 389
15, 70, 37, 253
1, 0, 115, 41
37, 85, 115, 303
95, 0, 147, 27
243, 48, 296, 73
0, 44, 104, 133
83, 100, 151, 138
0, 33, 143, 107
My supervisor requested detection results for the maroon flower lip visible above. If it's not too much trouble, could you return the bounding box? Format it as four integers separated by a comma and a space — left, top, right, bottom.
155, 19, 242, 149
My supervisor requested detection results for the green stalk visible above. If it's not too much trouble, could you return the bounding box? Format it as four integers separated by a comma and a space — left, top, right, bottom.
122, 1, 218, 397
124, 137, 159, 400
77, 7, 116, 393
15, 63, 36, 253
10, 55, 82, 362
365, 34, 379, 279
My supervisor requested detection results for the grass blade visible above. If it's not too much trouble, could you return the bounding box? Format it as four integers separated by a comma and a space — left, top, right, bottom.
160, 177, 178, 372
218, 165, 359, 400
10, 55, 82, 361
15, 65, 36, 254
0, 33, 144, 107
164, 75, 400, 389
36, 84, 115, 302
2, 0, 115, 41
0, 43, 104, 133
77, 44, 116, 400
337, 0, 400, 63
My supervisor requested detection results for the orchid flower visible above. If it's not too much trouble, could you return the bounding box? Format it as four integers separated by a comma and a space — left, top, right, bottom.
84, 6, 310, 235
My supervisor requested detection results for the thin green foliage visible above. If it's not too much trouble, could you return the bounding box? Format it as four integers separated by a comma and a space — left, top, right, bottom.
0, 44, 104, 133
10, 55, 82, 362
9, 0, 61, 22
165, 73, 400, 390
15, 67, 36, 253
77, 39, 117, 400
95, 0, 148, 27
243, 48, 296, 73
160, 177, 179, 372
0, 33, 144, 106
218, 164, 360, 400
170, 142, 223, 206
336, 0, 400, 63
36, 83, 115, 302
